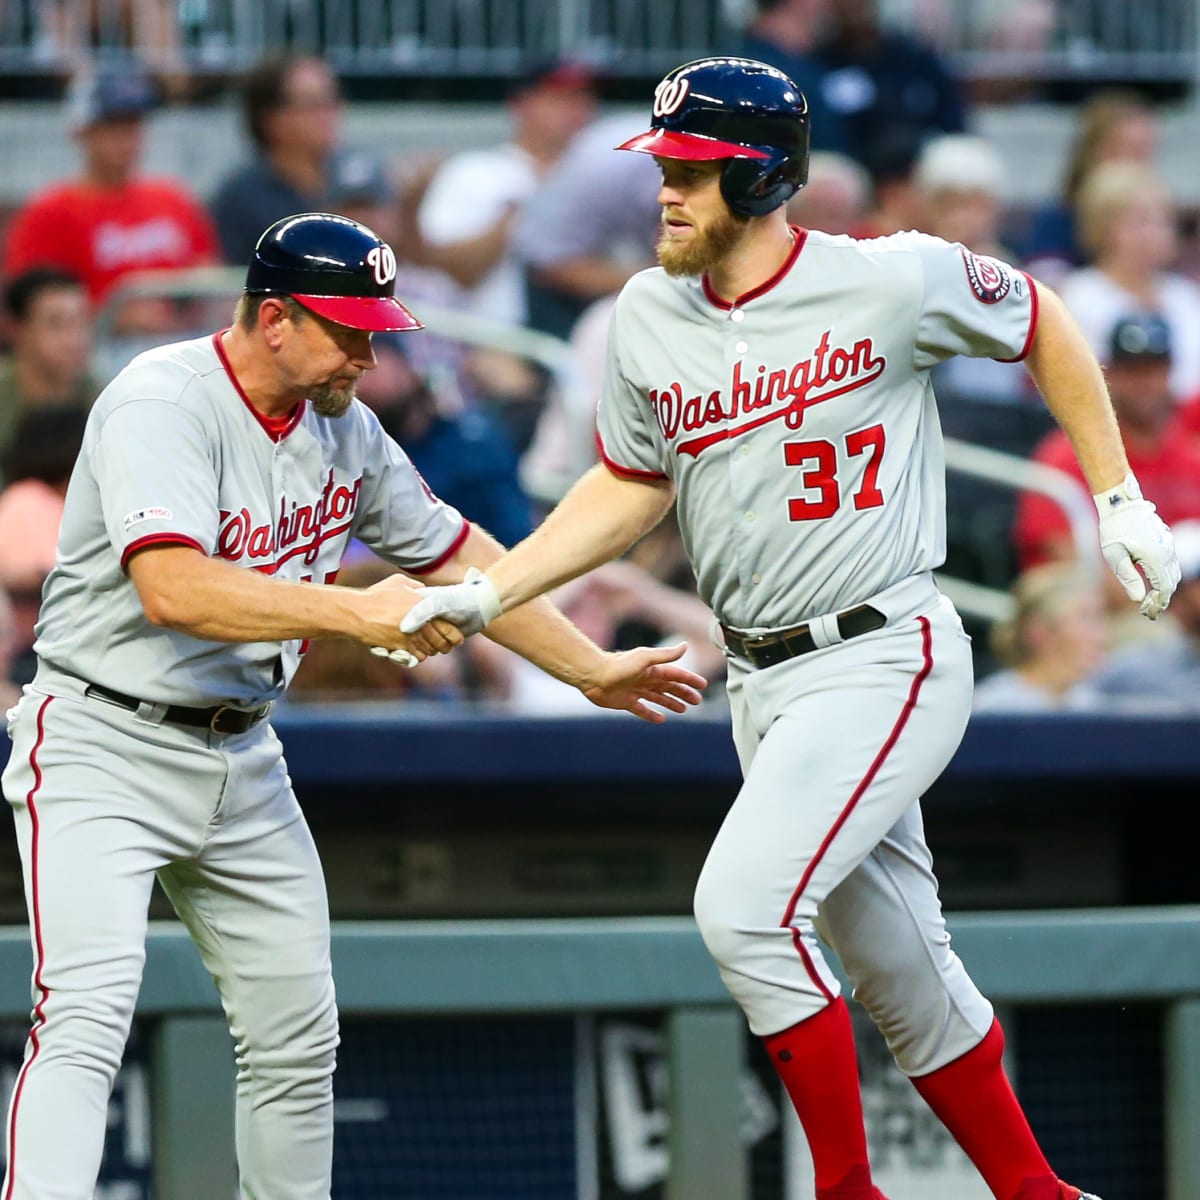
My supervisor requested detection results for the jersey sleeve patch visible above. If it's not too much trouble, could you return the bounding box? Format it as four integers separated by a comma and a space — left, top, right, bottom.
960, 248, 1013, 304
123, 506, 174, 531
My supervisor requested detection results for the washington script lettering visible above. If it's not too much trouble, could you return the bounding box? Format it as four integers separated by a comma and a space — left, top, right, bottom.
649, 331, 885, 458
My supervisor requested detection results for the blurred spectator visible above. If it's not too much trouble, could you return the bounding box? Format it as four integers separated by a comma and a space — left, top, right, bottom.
1091, 520, 1200, 711
326, 150, 548, 449
519, 290, 615, 508
1057, 161, 1200, 398
785, 150, 870, 235
1020, 89, 1159, 286
815, 0, 967, 167
972, 563, 1106, 713
853, 123, 925, 238
734, 0, 848, 154
209, 56, 346, 266
2, 64, 218, 334
0, 404, 88, 685
354, 335, 534, 551
511, 111, 661, 340
0, 268, 101, 483
1013, 313, 1200, 584
416, 59, 597, 325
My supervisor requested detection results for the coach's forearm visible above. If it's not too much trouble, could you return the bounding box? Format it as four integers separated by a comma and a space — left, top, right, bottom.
489, 465, 675, 612
127, 544, 414, 648
1024, 282, 1130, 494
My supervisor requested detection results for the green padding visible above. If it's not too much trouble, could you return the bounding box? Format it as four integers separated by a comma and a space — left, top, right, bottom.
3, 907, 1200, 1019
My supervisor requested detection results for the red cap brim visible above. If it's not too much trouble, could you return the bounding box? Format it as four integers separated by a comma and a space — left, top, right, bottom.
615, 129, 770, 161
293, 294, 423, 332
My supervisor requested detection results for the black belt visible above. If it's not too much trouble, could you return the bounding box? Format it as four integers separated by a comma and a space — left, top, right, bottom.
721, 604, 887, 669
84, 682, 271, 734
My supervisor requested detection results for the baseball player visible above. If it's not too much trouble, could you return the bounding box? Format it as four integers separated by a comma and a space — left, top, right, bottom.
400, 59, 1180, 1200
0, 212, 706, 1200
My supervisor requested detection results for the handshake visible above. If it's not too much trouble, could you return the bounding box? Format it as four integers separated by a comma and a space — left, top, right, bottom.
367, 568, 503, 668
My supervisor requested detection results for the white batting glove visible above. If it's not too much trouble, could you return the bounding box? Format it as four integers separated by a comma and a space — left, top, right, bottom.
399, 566, 503, 636
1094, 473, 1181, 620
369, 646, 420, 668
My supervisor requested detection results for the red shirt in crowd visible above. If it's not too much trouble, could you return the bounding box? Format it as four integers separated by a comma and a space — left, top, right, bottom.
1013, 421, 1200, 569
2, 179, 219, 304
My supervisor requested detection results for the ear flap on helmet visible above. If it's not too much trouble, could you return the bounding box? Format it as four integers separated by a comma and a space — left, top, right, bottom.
721, 153, 808, 218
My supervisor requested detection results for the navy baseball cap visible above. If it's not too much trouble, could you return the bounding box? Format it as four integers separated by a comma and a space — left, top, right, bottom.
66, 68, 159, 132
1109, 313, 1171, 363
507, 57, 596, 99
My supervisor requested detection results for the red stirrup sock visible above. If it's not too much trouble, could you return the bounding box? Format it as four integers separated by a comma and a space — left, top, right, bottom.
763, 998, 878, 1200
910, 1017, 1055, 1200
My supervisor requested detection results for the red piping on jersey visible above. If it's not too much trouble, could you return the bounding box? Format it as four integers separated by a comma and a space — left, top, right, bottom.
5, 696, 54, 1200
212, 331, 306, 442
409, 517, 472, 576
779, 616, 934, 999
702, 226, 808, 311
121, 532, 206, 571
995, 272, 1040, 363
595, 430, 668, 480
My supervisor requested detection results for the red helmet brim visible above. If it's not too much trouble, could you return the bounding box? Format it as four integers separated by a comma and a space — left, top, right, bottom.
616, 129, 771, 161
293, 294, 423, 332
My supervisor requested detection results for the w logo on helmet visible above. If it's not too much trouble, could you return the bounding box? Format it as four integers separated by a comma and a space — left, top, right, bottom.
366, 244, 397, 287
652, 76, 690, 118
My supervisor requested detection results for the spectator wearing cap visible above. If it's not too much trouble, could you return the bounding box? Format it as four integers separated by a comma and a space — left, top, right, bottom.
1090, 519, 1200, 710
1013, 313, 1200, 592
0, 268, 102, 485
209, 56, 348, 266
416, 59, 597, 325
2, 64, 218, 332
1057, 160, 1200, 399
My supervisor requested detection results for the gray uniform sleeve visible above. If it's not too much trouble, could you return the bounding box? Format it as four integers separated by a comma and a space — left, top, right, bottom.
90, 397, 219, 570
595, 298, 669, 479
352, 410, 470, 574
910, 236, 1038, 371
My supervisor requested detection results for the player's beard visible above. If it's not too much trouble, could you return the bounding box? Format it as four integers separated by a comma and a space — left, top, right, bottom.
307, 376, 359, 418
657, 208, 751, 277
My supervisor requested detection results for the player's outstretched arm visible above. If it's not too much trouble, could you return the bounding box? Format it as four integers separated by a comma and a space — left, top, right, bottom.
401, 463, 676, 638
1023, 282, 1181, 617
400, 520, 707, 722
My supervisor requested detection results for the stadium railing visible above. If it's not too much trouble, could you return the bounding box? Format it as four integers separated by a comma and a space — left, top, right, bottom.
0, 0, 1196, 86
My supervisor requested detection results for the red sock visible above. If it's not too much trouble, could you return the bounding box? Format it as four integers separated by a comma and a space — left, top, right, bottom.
763, 998, 876, 1199
910, 1018, 1054, 1200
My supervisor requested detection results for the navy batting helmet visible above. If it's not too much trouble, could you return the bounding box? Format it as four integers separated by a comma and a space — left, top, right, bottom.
245, 212, 422, 332
617, 57, 809, 218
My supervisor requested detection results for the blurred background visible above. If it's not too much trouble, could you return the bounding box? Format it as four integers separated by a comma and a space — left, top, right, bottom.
1, 2, 1200, 1198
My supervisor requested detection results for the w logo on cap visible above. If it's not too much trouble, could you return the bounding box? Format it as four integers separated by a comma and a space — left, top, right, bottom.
653, 76, 690, 118
366, 244, 397, 287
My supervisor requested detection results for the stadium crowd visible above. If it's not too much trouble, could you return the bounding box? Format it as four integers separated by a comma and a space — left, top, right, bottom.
3, 0, 1200, 715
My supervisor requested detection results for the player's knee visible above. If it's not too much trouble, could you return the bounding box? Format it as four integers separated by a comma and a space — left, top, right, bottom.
693, 869, 759, 970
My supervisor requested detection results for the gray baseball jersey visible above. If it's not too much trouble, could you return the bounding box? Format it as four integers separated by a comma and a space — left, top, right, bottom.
34, 332, 468, 706
597, 229, 1036, 631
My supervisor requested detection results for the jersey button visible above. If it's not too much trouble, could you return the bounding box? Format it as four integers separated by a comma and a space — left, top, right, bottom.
745, 511, 755, 521
740, 444, 751, 456
751, 573, 762, 584
735, 340, 748, 354
730, 309, 745, 323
